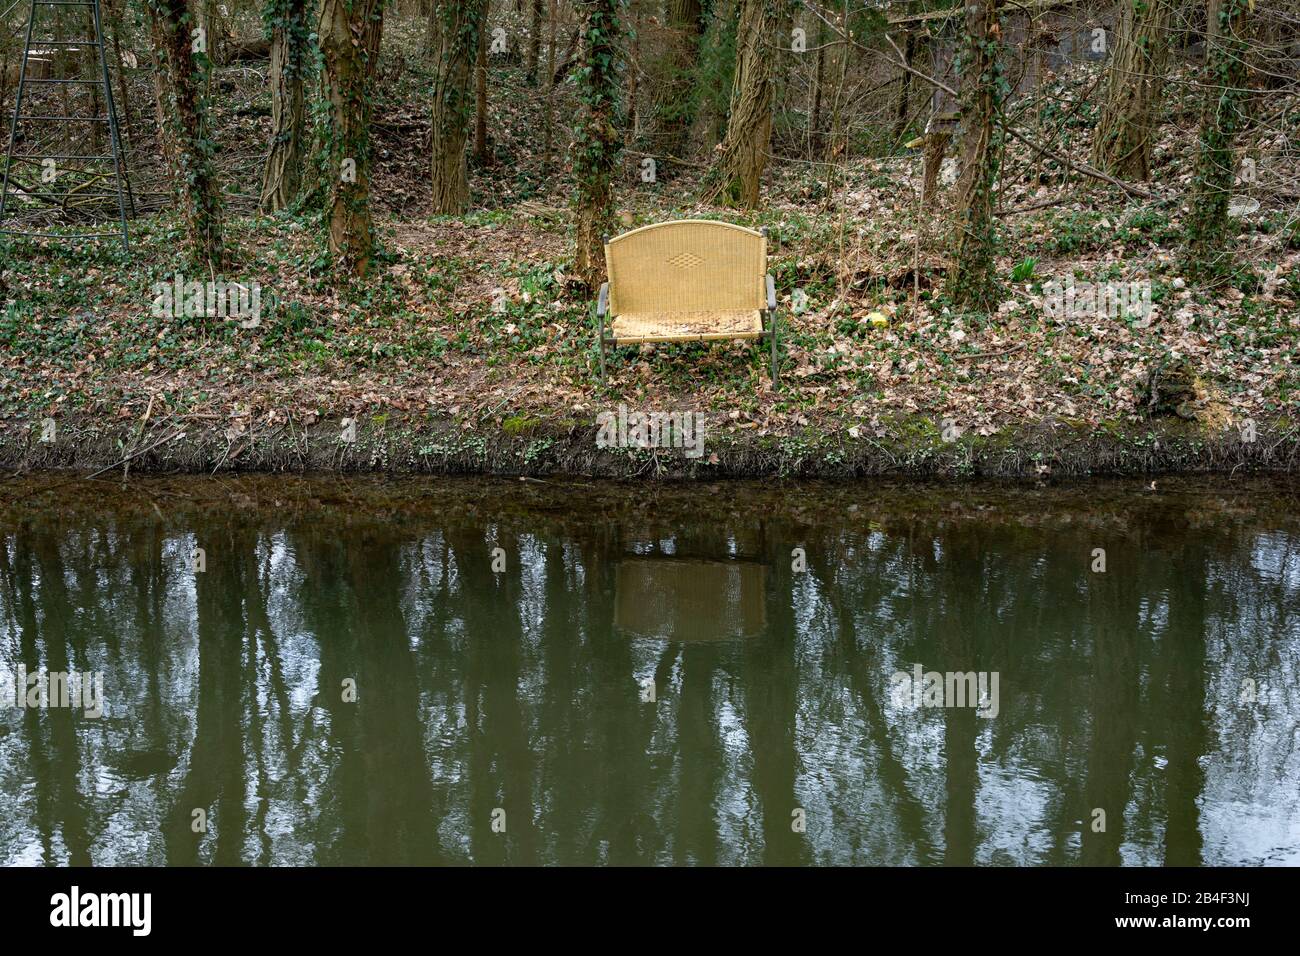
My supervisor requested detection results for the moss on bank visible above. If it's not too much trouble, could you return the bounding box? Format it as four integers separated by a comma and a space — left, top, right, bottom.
2, 411, 1295, 480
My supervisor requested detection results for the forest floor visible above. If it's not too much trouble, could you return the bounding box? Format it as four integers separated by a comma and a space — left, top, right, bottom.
1, 34, 1298, 479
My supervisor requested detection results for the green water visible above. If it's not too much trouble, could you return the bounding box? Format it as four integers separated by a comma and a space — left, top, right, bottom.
1, 476, 1298, 866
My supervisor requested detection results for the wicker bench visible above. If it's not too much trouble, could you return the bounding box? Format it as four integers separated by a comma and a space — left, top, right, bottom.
596, 220, 779, 385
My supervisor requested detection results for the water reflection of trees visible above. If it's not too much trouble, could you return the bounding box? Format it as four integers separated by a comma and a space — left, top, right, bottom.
1, 480, 1298, 865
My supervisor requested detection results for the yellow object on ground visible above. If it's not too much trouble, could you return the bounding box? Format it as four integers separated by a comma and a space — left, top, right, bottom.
596, 219, 781, 384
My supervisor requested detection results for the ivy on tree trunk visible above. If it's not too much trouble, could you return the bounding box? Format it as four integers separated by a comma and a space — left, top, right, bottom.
1186, 0, 1252, 261
572, 0, 623, 292
657, 0, 703, 161
526, 0, 544, 82
430, 0, 487, 214
260, 0, 313, 213
318, 0, 385, 275
706, 0, 776, 209
946, 0, 1003, 312
145, 0, 224, 270
1092, 0, 1173, 181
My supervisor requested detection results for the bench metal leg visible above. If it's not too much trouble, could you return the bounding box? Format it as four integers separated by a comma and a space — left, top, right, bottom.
770, 310, 779, 387
596, 309, 607, 383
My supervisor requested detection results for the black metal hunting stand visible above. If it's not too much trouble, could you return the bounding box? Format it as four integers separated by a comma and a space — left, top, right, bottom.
1, 0, 134, 249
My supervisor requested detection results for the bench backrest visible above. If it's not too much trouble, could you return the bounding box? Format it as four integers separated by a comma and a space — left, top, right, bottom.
605, 220, 767, 315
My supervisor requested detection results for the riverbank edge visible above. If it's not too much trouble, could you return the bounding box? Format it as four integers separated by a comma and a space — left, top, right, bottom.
2, 412, 1297, 480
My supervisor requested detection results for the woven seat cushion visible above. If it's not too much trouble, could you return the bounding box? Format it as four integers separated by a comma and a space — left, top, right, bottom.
611, 310, 763, 344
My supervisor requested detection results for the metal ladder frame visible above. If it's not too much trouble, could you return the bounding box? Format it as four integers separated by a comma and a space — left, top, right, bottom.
0, 0, 133, 249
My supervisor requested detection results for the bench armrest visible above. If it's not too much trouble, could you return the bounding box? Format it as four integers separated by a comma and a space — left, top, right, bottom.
597, 282, 609, 318
766, 274, 776, 311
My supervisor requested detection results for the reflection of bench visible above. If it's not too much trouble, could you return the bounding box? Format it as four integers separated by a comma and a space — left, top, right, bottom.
596, 220, 779, 385
614, 558, 767, 641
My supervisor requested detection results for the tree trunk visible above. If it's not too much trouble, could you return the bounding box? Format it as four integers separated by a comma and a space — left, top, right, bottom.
318, 0, 384, 274
696, 0, 737, 149
572, 0, 622, 292
658, 0, 702, 160
0, 42, 10, 146
772, 0, 794, 133
1091, 0, 1172, 181
541, 0, 558, 167
474, 14, 489, 164
526, 0, 543, 82
150, 45, 175, 175
626, 0, 640, 143
105, 0, 136, 149
202, 0, 225, 68
430, 0, 487, 214
54, 16, 72, 139
83, 9, 104, 155
260, 0, 311, 213
922, 128, 952, 206
1186, 0, 1252, 256
946, 0, 1002, 311
707, 0, 776, 208
808, 16, 825, 158
144, 0, 223, 269
824, 4, 848, 164
892, 30, 916, 143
